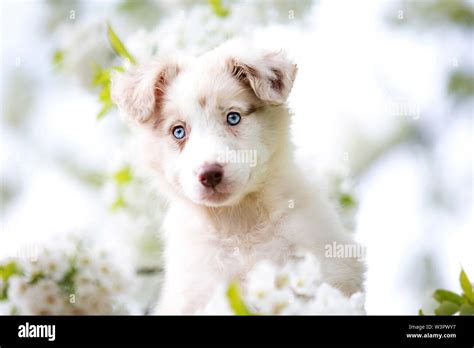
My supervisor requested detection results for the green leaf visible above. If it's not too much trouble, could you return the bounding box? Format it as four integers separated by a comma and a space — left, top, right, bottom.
226, 281, 253, 315
113, 166, 133, 185
97, 102, 113, 120
92, 65, 124, 120
52, 50, 63, 66
434, 301, 460, 316
107, 22, 136, 65
111, 196, 126, 210
339, 193, 356, 208
92, 65, 124, 87
99, 83, 111, 102
448, 70, 474, 102
112, 66, 125, 73
0, 261, 20, 282
29, 272, 45, 285
433, 289, 465, 306
459, 303, 474, 316
0, 261, 22, 300
208, 0, 230, 18
93, 66, 110, 87
58, 263, 77, 295
418, 309, 424, 315
460, 269, 473, 303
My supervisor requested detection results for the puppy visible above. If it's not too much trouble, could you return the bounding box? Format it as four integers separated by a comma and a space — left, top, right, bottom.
112, 40, 365, 314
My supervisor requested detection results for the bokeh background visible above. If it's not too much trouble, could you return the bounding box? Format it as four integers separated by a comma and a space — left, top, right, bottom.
0, 0, 473, 314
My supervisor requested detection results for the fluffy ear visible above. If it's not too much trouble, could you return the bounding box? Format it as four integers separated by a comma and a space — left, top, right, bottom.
111, 59, 180, 124
228, 50, 297, 105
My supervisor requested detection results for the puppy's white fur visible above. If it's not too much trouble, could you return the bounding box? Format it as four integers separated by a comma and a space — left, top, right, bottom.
112, 40, 365, 314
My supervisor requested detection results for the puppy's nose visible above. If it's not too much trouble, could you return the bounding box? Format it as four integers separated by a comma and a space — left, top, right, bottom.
198, 164, 223, 188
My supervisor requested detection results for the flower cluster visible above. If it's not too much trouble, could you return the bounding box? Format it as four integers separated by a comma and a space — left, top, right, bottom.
0, 239, 130, 315
204, 253, 365, 315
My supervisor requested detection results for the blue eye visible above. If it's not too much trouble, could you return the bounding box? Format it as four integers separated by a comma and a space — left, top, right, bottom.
172, 126, 186, 139
226, 112, 241, 126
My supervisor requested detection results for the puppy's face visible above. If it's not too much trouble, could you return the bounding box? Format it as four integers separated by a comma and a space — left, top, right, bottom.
112, 42, 297, 207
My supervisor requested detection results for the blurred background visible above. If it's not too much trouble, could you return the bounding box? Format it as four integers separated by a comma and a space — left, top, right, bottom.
0, 0, 473, 314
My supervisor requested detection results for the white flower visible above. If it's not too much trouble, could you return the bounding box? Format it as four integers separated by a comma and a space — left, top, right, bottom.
6, 276, 29, 303
282, 253, 321, 296
308, 283, 365, 315
0, 239, 132, 315
207, 252, 366, 315
245, 260, 278, 300
10, 278, 64, 315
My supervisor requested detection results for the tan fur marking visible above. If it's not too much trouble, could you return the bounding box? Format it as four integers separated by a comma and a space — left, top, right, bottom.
198, 95, 207, 109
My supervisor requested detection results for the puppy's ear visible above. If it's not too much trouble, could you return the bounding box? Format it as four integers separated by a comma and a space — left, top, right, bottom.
111, 59, 180, 124
229, 50, 297, 105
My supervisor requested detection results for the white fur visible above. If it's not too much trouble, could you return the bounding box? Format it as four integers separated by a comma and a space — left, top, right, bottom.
112, 39, 365, 314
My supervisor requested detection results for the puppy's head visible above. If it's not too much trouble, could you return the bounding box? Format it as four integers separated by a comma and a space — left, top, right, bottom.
112, 41, 297, 207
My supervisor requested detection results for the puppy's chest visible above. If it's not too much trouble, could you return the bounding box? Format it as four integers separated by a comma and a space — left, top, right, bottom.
201, 220, 293, 279
212, 232, 292, 277
166, 205, 294, 278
